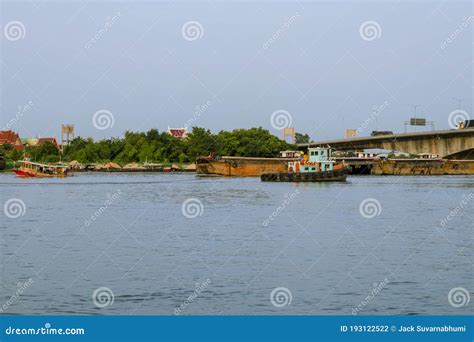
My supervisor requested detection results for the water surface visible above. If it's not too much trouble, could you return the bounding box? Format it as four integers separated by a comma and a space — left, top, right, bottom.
1, 173, 472, 315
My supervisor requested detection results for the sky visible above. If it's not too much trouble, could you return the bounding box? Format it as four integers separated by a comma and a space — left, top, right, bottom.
1, 0, 472, 141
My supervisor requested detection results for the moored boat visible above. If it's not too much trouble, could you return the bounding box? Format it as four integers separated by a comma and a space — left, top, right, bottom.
196, 152, 300, 177
261, 147, 349, 182
0, 153, 5, 170
13, 160, 69, 178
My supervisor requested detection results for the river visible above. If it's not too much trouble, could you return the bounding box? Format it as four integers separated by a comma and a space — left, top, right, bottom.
1, 173, 472, 315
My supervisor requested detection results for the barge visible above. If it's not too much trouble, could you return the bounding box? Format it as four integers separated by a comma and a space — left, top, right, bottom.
196, 154, 299, 177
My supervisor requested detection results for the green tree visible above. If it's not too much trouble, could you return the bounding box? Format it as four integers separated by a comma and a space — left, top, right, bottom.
55, 126, 294, 164
27, 142, 60, 162
185, 127, 217, 160
295, 132, 311, 144
215, 127, 291, 157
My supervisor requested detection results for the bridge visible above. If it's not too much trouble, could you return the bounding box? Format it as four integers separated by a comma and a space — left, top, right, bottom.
299, 128, 474, 159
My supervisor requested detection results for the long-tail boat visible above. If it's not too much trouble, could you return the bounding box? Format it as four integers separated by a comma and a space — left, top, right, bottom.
13, 160, 69, 178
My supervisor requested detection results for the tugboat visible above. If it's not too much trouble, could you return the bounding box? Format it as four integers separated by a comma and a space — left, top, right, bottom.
14, 160, 69, 178
261, 147, 350, 182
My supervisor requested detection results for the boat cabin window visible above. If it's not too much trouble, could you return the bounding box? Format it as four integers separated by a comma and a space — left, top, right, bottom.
311, 167, 315, 171
304, 167, 309, 171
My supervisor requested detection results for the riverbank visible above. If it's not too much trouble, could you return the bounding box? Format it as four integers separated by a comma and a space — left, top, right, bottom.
70, 163, 196, 173
3, 158, 474, 176
4, 160, 197, 173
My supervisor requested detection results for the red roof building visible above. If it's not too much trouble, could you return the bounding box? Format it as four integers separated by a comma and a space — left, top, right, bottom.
24, 137, 60, 149
167, 127, 188, 139
37, 137, 59, 149
0, 130, 24, 150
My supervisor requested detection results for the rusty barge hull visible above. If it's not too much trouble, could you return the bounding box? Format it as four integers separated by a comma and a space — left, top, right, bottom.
196, 157, 298, 177
372, 159, 474, 175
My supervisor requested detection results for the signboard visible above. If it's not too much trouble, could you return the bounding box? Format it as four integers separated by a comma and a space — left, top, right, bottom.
344, 129, 357, 138
410, 118, 426, 126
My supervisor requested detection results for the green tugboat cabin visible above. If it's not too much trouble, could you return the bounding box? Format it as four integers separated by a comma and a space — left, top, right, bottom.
261, 146, 349, 182
288, 147, 337, 173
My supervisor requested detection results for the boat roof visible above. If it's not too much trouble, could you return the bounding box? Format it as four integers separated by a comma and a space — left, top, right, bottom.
308, 146, 330, 150
20, 160, 67, 168
221, 156, 300, 161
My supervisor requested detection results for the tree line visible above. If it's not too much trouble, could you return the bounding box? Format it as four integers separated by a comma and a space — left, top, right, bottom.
1, 127, 297, 165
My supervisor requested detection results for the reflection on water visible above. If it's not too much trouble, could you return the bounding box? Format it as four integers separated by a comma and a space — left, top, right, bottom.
1, 173, 473, 315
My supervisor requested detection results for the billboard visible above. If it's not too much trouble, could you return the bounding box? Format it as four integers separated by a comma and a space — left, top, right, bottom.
410, 118, 426, 126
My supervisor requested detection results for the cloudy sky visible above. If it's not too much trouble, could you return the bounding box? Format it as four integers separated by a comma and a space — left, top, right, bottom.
1, 0, 472, 141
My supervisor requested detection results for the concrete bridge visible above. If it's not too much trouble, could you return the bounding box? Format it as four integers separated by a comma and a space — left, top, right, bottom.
299, 128, 474, 159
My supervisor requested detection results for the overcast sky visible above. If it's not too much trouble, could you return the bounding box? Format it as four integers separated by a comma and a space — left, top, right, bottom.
1, 0, 472, 141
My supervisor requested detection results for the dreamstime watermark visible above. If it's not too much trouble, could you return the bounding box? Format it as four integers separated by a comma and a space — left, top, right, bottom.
270, 287, 292, 308
357, 101, 390, 135
352, 278, 389, 315
3, 198, 26, 219
84, 189, 122, 227
4, 323, 85, 336
184, 100, 212, 129
2, 101, 34, 131
174, 278, 212, 315
270, 109, 292, 130
440, 16, 474, 50
92, 287, 114, 308
181, 21, 204, 41
440, 193, 473, 227
262, 13, 300, 50
448, 287, 470, 308
84, 12, 122, 50
181, 198, 204, 218
359, 20, 382, 41
448, 109, 470, 129
3, 20, 26, 41
92, 109, 115, 130
359, 198, 382, 219
262, 189, 299, 227
0, 278, 34, 313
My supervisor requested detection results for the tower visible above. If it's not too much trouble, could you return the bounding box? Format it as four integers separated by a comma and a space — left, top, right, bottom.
61, 124, 75, 146
282, 127, 296, 144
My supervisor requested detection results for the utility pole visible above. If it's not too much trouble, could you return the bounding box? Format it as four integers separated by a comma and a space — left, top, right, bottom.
452, 98, 463, 113
372, 105, 379, 131
452, 98, 464, 128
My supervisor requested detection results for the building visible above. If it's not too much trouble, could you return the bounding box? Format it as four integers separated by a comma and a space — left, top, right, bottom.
356, 151, 377, 158
0, 130, 24, 150
282, 127, 296, 144
280, 150, 302, 158
24, 137, 60, 149
417, 153, 440, 159
38, 137, 60, 149
167, 127, 188, 139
